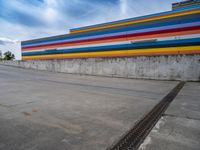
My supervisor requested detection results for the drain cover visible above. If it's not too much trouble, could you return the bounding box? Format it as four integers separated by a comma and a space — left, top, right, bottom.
109, 82, 185, 150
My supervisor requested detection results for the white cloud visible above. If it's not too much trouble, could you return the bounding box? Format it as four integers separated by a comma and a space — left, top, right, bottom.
0, 0, 181, 60
120, 0, 128, 18
0, 37, 19, 45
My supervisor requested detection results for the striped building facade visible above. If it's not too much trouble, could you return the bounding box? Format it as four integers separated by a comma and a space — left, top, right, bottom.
21, 0, 200, 60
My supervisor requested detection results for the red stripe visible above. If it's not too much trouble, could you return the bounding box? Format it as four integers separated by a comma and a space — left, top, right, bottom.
22, 26, 200, 50
22, 30, 200, 52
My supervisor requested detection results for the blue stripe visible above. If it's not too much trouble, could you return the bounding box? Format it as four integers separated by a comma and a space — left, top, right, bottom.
22, 38, 200, 56
22, 20, 200, 48
22, 16, 200, 47
22, 15, 199, 46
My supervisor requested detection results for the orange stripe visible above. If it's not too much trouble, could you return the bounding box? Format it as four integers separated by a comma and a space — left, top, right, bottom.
22, 29, 200, 51
22, 50, 200, 60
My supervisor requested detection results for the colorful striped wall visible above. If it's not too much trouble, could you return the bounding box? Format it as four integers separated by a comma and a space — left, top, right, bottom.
21, 0, 200, 60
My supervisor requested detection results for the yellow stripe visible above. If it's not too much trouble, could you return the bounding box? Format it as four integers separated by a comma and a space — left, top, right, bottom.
22, 45, 200, 59
71, 9, 200, 34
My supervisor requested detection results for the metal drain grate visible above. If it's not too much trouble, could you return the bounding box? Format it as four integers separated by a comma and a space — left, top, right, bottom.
109, 81, 185, 150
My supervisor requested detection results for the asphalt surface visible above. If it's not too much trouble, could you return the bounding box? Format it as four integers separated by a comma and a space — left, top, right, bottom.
0, 65, 187, 150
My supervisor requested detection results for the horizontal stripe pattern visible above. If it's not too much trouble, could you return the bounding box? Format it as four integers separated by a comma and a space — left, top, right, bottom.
22, 20, 200, 48
23, 33, 200, 53
21, 2, 200, 60
22, 25, 200, 51
22, 38, 200, 56
22, 15, 200, 46
22, 45, 200, 60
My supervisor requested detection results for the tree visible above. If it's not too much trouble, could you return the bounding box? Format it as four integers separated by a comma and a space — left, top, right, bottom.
0, 50, 2, 60
3, 51, 15, 60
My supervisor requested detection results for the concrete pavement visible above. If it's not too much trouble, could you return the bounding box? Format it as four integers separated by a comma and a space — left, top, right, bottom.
0, 65, 199, 150
139, 82, 200, 150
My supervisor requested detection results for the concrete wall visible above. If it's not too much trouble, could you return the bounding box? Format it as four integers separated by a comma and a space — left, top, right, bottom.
1, 55, 200, 81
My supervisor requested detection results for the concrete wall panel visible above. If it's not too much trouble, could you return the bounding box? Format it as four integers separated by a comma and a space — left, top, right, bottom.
1, 55, 200, 81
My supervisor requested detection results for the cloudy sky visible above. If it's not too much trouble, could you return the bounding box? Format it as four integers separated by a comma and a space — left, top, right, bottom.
0, 0, 180, 60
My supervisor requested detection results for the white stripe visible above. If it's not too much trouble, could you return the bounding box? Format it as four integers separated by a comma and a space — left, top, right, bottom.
23, 34, 200, 53
23, 21, 200, 47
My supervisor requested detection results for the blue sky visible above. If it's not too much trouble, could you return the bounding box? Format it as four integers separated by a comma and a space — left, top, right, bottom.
0, 0, 180, 59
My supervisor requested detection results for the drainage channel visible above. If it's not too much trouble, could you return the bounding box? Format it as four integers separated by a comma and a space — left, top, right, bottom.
108, 81, 185, 150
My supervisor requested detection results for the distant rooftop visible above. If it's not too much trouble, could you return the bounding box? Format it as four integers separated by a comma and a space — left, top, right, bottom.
172, 0, 200, 10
